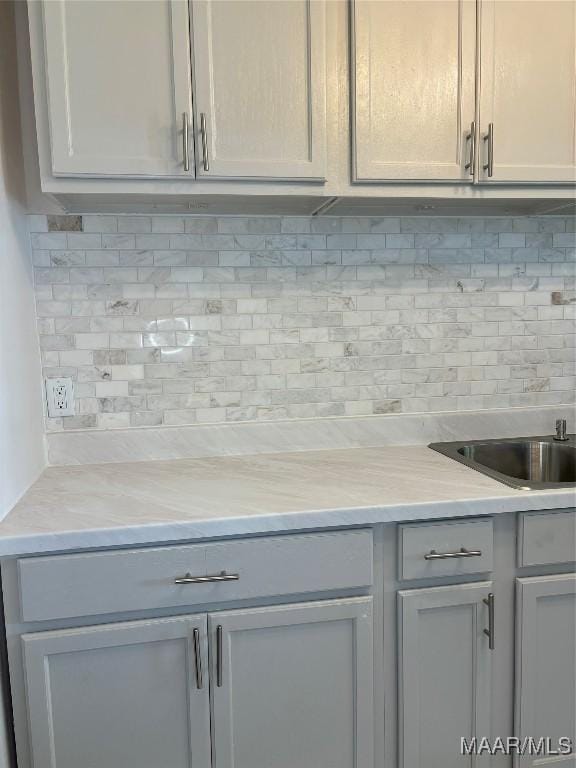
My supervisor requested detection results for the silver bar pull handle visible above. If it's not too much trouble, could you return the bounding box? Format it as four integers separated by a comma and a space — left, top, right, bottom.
216, 625, 223, 687
174, 571, 239, 585
464, 121, 475, 175
192, 628, 203, 689
200, 112, 209, 172
424, 547, 483, 561
483, 123, 494, 177
483, 592, 495, 650
182, 112, 190, 172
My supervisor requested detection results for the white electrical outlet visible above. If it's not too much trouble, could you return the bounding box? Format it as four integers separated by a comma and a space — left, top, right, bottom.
45, 377, 75, 417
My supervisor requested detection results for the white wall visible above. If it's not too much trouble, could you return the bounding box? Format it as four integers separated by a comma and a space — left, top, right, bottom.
0, 0, 46, 519
0, 3, 45, 763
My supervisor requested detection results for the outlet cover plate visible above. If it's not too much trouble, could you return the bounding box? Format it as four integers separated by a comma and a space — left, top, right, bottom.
45, 377, 75, 417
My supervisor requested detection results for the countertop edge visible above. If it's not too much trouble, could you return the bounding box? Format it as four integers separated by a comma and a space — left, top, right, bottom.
1, 490, 574, 558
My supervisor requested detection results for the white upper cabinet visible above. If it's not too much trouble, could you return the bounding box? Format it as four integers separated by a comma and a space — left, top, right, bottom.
189, 0, 327, 180
351, 0, 477, 182
478, 1, 576, 183
39, 0, 193, 177
27, 0, 576, 194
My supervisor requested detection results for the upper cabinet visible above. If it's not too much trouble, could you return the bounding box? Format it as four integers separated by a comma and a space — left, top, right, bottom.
25, 0, 576, 199
351, 0, 477, 182
478, 0, 576, 183
32, 0, 326, 182
351, 0, 576, 186
39, 0, 193, 177
190, 0, 327, 180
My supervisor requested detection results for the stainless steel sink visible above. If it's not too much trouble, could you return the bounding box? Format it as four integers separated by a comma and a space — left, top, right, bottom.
429, 435, 576, 490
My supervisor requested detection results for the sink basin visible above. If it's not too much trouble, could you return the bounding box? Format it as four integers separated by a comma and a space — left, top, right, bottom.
429, 436, 576, 490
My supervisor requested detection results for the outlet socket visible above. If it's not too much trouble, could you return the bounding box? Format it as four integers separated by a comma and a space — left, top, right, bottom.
45, 377, 75, 418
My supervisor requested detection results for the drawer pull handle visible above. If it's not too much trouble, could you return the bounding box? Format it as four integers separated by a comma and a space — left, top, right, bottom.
483, 122, 494, 177
192, 628, 203, 689
200, 112, 209, 172
483, 592, 495, 650
174, 571, 240, 585
464, 120, 475, 175
182, 112, 190, 172
216, 625, 223, 687
424, 547, 482, 561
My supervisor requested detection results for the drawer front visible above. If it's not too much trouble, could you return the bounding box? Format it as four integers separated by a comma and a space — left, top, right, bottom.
398, 519, 494, 581
18, 530, 373, 622
518, 509, 576, 567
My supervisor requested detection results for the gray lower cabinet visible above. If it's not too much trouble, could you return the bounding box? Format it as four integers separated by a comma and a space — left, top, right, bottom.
398, 582, 493, 768
209, 598, 374, 768
21, 597, 373, 768
21, 614, 212, 768
515, 574, 576, 768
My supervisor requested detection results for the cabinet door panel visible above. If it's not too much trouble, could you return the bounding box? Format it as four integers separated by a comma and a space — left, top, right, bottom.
22, 615, 211, 768
515, 575, 576, 768
479, 1, 576, 183
190, 0, 326, 180
41, 0, 192, 176
210, 597, 374, 768
398, 582, 493, 768
351, 0, 476, 181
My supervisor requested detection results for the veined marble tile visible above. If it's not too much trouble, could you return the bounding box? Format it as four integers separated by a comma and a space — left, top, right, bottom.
28, 214, 575, 433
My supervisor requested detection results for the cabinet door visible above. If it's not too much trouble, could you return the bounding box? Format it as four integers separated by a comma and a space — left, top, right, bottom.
40, 0, 193, 176
479, 1, 576, 183
210, 597, 374, 768
190, 0, 326, 180
398, 582, 493, 768
22, 615, 211, 768
351, 0, 477, 181
515, 575, 576, 768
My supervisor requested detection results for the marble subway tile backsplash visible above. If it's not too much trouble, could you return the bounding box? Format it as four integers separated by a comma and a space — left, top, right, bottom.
28, 214, 575, 432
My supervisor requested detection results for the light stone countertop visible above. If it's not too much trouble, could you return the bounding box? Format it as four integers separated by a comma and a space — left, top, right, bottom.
0, 445, 574, 557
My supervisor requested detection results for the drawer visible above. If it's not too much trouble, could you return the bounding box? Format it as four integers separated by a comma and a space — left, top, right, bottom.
398, 518, 494, 581
518, 509, 576, 567
17, 529, 373, 622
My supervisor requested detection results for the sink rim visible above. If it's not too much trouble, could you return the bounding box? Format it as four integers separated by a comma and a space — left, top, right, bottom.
429, 434, 576, 491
